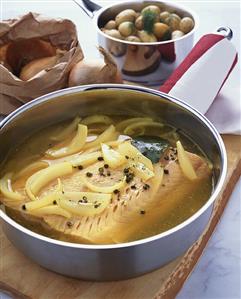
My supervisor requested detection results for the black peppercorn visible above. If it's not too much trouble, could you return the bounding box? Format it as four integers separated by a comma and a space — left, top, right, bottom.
123, 168, 130, 174
143, 184, 150, 190
66, 221, 73, 227
126, 172, 134, 183
98, 167, 104, 174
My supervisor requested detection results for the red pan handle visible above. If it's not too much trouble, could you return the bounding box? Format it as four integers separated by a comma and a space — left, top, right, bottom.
160, 27, 238, 114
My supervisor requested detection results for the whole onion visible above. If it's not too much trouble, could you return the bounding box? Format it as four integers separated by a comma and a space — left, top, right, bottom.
68, 46, 122, 86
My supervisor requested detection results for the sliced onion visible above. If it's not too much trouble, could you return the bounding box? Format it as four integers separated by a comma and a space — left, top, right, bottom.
176, 141, 197, 180
151, 165, 164, 193
85, 139, 123, 153
81, 115, 113, 126
118, 141, 153, 171
50, 116, 81, 141
83, 176, 126, 193
129, 162, 154, 181
25, 179, 63, 211
25, 162, 73, 200
69, 151, 101, 167
101, 143, 126, 168
46, 124, 87, 158
84, 124, 117, 149
59, 198, 109, 217
59, 192, 111, 216
14, 161, 49, 180
29, 205, 71, 218
116, 117, 153, 132
124, 121, 164, 135
24, 192, 60, 211
0, 173, 25, 201
25, 172, 41, 201
88, 126, 108, 134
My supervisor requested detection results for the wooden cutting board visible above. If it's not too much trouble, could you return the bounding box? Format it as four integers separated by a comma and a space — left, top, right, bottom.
0, 135, 241, 299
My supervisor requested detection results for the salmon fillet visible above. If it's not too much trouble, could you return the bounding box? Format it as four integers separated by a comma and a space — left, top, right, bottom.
4, 150, 211, 244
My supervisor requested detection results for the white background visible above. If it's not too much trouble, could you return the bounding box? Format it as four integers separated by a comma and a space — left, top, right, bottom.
0, 1, 240, 298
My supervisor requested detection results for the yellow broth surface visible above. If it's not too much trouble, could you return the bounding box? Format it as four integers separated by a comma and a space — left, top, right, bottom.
0, 116, 213, 244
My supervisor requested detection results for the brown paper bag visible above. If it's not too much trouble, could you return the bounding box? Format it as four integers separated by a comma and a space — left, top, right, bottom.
0, 12, 84, 115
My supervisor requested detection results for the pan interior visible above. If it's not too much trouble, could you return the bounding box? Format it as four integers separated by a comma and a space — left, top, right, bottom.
0, 87, 223, 244
0, 88, 222, 182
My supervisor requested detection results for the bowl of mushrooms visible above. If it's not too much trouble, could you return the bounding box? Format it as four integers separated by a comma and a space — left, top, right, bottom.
77, 0, 198, 85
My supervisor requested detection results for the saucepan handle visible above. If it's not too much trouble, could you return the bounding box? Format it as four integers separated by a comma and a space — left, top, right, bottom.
73, 0, 102, 18
160, 27, 238, 114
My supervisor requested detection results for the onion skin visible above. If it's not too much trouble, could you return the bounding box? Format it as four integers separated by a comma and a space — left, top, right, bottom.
68, 46, 122, 86
0, 60, 13, 73
6, 39, 56, 76
20, 55, 58, 81
0, 44, 13, 72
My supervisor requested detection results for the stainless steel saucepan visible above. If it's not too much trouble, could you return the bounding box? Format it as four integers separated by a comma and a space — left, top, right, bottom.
74, 0, 198, 85
0, 84, 227, 280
